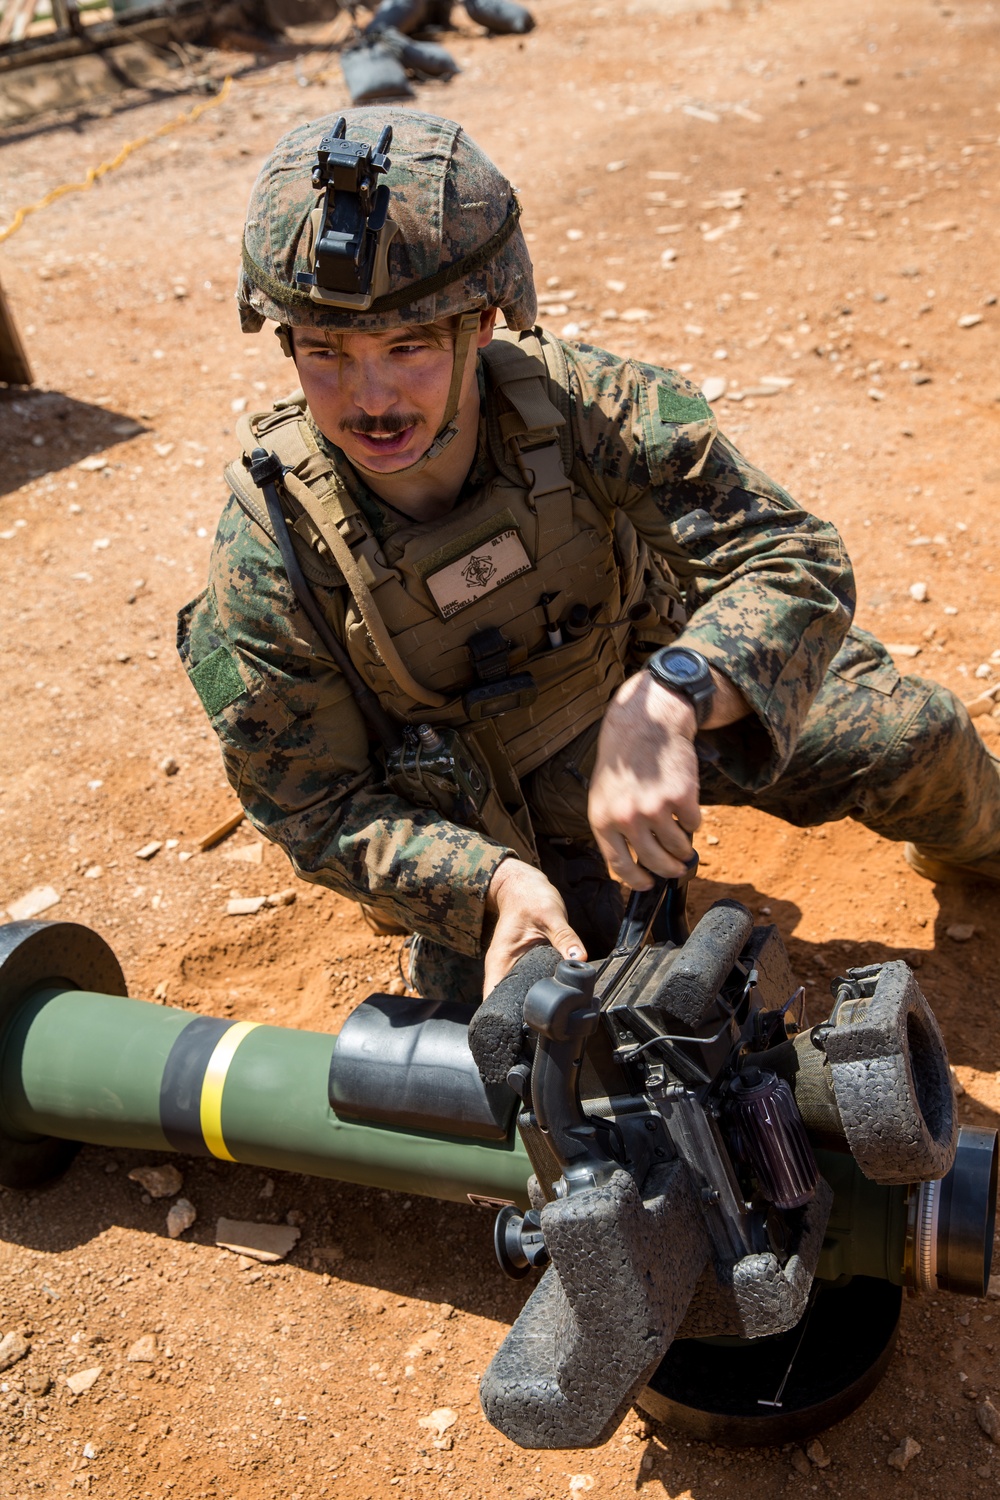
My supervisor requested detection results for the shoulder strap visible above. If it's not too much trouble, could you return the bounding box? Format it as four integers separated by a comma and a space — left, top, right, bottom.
482, 329, 576, 554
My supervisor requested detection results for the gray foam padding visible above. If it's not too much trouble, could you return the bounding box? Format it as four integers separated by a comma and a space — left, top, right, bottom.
674, 1176, 833, 1340
740, 923, 798, 1011
644, 899, 753, 1029
392, 30, 460, 75
480, 1162, 709, 1448
464, 0, 535, 32
823, 962, 957, 1185
468, 944, 559, 1087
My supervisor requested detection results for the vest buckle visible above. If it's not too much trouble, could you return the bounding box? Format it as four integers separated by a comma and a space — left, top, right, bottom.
465, 627, 537, 719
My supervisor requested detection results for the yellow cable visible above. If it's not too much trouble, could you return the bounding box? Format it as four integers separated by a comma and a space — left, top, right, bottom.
0, 73, 234, 245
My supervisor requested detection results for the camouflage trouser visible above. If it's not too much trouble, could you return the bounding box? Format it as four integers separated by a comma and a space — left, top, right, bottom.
410, 627, 1000, 1001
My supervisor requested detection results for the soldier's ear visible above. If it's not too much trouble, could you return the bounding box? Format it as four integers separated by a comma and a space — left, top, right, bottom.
477, 307, 499, 349
275, 324, 294, 359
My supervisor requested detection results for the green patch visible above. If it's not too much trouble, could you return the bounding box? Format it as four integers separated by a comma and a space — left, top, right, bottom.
190, 646, 246, 717
657, 386, 711, 425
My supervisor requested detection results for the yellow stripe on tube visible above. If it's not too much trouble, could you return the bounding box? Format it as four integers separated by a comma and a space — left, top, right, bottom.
199, 1021, 260, 1161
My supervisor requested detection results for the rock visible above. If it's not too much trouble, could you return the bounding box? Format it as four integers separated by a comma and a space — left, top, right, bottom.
226, 896, 268, 916
265, 888, 296, 907
126, 1334, 157, 1363
806, 1438, 831, 1468
568, 1479, 595, 1494
83, 865, 102, 879
701, 376, 727, 403
0, 1331, 30, 1371
605, 278, 627, 295
77, 456, 107, 472
65, 1366, 102, 1395
950, 1066, 966, 1096
386, 977, 406, 995
166, 1199, 196, 1238
789, 1447, 811, 1477
153, 441, 174, 458
128, 1164, 183, 1199
975, 663, 994, 680
25, 1371, 51, 1397
418, 1407, 458, 1448
605, 160, 628, 173
887, 1436, 921, 1471
884, 643, 921, 658
957, 314, 983, 329
620, 308, 651, 323
5, 885, 60, 921
159, 756, 179, 776
909, 582, 929, 602
660, 247, 678, 266
946, 924, 975, 943
977, 1399, 1000, 1442
215, 1218, 301, 1263
82, 1442, 98, 1459
134, 841, 162, 861
221, 843, 264, 865
259, 1178, 275, 1199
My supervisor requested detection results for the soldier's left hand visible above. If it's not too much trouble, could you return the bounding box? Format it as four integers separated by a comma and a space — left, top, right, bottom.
588, 671, 702, 888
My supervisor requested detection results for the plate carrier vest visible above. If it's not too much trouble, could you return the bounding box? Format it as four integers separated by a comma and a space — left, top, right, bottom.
225, 328, 683, 858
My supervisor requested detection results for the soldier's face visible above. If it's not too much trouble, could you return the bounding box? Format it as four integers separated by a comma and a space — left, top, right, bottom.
291, 315, 493, 475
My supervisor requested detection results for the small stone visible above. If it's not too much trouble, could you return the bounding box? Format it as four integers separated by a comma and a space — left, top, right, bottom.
887, 1436, 921, 1471
565, 229, 583, 241
806, 1438, 831, 1468
153, 442, 174, 458
568, 1478, 595, 1494
265, 888, 296, 907
660, 247, 678, 266
166, 1198, 196, 1238
950, 1066, 965, 1096
957, 313, 983, 329
128, 1164, 183, 1199
909, 582, 929, 603
789, 1447, 811, 1477
417, 1407, 458, 1441
84, 865, 102, 879
0, 1331, 30, 1371
705, 834, 720, 846
25, 1371, 51, 1397
231, 397, 248, 414
606, 279, 627, 295
159, 756, 179, 776
701, 376, 728, 403
215, 1218, 301, 1262
946, 924, 975, 943
135, 841, 162, 861
884, 643, 921, 658
5, 885, 60, 921
975, 663, 994, 680
978, 1399, 1000, 1442
65, 1366, 102, 1395
620, 307, 651, 324
386, 977, 406, 995
222, 843, 263, 865
605, 160, 628, 173
77, 456, 107, 472
82, 1442, 98, 1459
226, 896, 268, 916
259, 1178, 275, 1199
126, 1334, 157, 1363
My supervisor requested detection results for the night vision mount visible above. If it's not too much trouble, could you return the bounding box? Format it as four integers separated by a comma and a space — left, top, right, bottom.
296, 118, 398, 311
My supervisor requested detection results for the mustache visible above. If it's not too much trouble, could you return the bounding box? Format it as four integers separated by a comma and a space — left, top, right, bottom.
342, 412, 421, 436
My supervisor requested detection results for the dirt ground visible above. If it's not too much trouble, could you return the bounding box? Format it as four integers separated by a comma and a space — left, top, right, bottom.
1, 0, 1000, 1494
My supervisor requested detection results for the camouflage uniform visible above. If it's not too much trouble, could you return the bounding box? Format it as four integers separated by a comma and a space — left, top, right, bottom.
178, 109, 1000, 983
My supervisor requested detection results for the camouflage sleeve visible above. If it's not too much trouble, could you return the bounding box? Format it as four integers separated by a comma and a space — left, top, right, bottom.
176, 496, 510, 957
563, 342, 856, 790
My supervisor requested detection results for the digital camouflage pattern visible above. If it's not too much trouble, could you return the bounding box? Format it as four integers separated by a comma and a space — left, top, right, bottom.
178, 338, 1000, 957
237, 108, 537, 336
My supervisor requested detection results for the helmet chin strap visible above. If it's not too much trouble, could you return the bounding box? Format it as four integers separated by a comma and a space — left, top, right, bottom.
345, 310, 483, 481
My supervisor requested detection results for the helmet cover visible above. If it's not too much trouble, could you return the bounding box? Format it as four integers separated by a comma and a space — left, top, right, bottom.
238, 107, 537, 334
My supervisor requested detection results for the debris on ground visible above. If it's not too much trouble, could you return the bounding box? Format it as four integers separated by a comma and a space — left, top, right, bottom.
128, 1163, 184, 1199
215, 1218, 302, 1263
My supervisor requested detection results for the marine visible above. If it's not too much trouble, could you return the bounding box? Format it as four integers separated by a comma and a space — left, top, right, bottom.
177, 107, 1000, 1001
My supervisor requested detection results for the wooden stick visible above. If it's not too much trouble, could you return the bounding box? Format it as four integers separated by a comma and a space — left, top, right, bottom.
196, 809, 245, 852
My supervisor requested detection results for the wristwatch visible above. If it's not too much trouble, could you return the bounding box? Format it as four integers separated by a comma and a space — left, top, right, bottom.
646, 646, 716, 727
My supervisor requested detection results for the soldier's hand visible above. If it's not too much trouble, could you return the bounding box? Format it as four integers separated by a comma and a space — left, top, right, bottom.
588, 670, 702, 889
483, 859, 585, 996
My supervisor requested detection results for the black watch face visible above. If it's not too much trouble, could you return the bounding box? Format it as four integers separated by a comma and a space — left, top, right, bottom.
663, 650, 703, 684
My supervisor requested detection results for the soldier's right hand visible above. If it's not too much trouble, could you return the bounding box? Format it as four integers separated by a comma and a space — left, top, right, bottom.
483, 859, 586, 996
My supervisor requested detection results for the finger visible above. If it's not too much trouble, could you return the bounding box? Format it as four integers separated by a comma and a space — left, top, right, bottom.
643, 811, 695, 866
628, 825, 693, 881
595, 829, 653, 890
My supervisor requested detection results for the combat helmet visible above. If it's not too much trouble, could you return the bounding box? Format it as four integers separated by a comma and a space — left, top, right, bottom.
238, 107, 536, 471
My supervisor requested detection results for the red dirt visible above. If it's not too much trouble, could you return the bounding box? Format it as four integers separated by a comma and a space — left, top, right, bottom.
1, 0, 999, 1495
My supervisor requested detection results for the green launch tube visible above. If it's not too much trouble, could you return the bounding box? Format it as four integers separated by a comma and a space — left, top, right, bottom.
0, 984, 533, 1207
